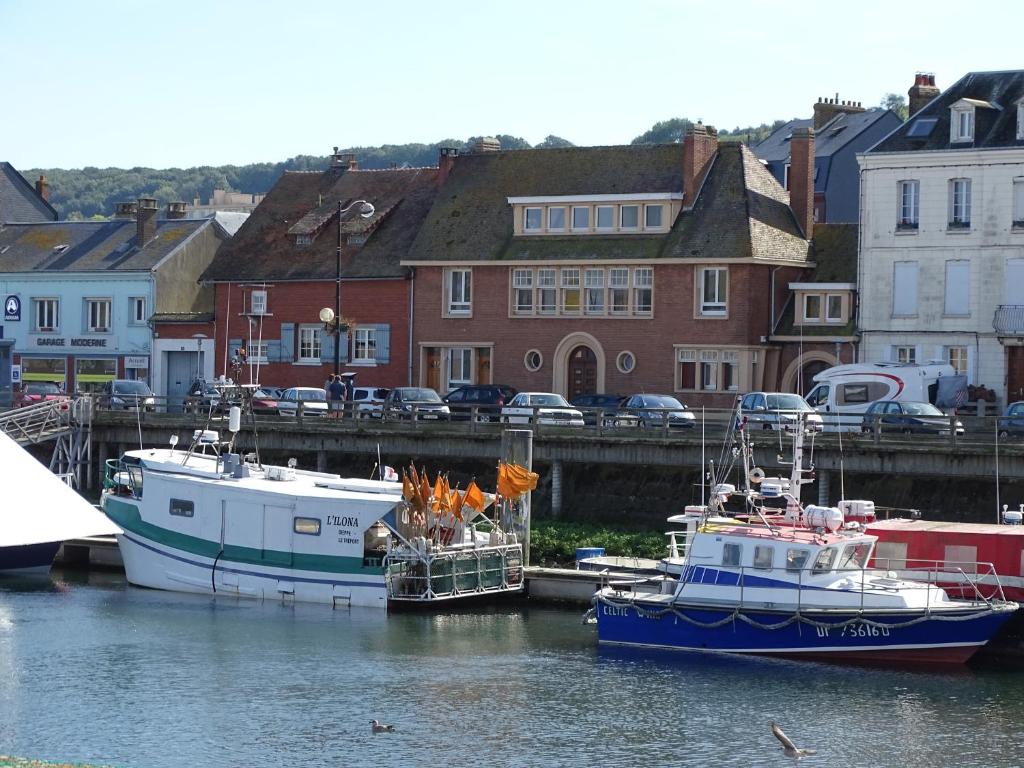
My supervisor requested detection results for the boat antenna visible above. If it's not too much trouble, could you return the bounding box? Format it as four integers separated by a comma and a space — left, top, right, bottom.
837, 419, 846, 502
377, 443, 383, 481
135, 396, 144, 451
700, 406, 705, 504
995, 418, 1001, 524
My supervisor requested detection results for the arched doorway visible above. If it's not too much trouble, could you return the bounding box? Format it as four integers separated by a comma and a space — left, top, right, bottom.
568, 346, 597, 400
781, 352, 837, 395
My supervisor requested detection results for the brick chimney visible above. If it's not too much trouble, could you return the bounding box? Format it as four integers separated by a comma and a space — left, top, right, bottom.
438, 147, 459, 185
471, 136, 501, 153
789, 127, 815, 239
166, 201, 188, 219
137, 197, 158, 245
35, 175, 50, 202
812, 95, 865, 129
114, 201, 138, 219
682, 123, 718, 207
908, 73, 940, 118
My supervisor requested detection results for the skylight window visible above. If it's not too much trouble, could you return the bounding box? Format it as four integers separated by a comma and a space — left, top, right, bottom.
906, 118, 938, 138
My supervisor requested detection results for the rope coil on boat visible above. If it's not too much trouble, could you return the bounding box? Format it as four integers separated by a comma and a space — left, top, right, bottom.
595, 593, 1005, 632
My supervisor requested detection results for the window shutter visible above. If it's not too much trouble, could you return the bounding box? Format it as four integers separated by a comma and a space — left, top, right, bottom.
375, 324, 391, 363
339, 331, 350, 363
943, 261, 969, 316
321, 332, 336, 361
280, 323, 295, 362
266, 340, 283, 362
1008, 259, 1024, 305
229, 338, 243, 356
893, 262, 919, 316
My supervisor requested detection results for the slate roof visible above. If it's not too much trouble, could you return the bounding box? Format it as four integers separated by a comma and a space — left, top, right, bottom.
0, 163, 57, 223
0, 218, 211, 273
871, 70, 1024, 152
151, 312, 215, 323
772, 223, 858, 337
406, 143, 810, 264
200, 166, 440, 282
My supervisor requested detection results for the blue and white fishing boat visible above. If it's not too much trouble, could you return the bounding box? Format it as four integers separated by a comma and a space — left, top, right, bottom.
592, 413, 1018, 663
101, 421, 523, 607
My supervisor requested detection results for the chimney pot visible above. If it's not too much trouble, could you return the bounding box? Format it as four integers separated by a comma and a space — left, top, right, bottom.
908, 72, 940, 118
136, 197, 158, 245
166, 201, 188, 219
114, 201, 138, 219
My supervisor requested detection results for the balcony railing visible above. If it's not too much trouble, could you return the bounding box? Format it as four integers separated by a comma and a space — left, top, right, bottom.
993, 304, 1024, 335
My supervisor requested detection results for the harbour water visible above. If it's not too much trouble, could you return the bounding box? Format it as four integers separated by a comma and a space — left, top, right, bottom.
3, 570, 1024, 767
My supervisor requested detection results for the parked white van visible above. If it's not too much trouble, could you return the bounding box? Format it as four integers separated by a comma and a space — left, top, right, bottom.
804, 362, 956, 431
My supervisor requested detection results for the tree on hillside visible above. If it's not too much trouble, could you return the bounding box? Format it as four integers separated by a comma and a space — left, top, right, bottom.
631, 118, 693, 144
536, 135, 575, 148
880, 93, 909, 121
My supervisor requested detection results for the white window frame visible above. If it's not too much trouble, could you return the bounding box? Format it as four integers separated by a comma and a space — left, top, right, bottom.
825, 294, 843, 323
560, 267, 581, 314
677, 348, 697, 390
699, 267, 727, 316
523, 207, 542, 231
130, 296, 146, 324
248, 340, 269, 364
448, 347, 472, 386
609, 267, 630, 315
633, 267, 653, 315
33, 297, 59, 332
353, 327, 377, 363
803, 294, 822, 322
250, 289, 268, 315
722, 350, 739, 391
512, 268, 534, 314
894, 346, 917, 364
86, 297, 111, 332
783, 162, 790, 191
949, 178, 972, 227
446, 269, 472, 315
644, 204, 664, 230
538, 268, 557, 314
946, 346, 969, 377
584, 268, 605, 315
1013, 178, 1024, 227
547, 207, 566, 232
898, 180, 919, 229
951, 107, 974, 142
699, 349, 719, 391
298, 325, 321, 363
619, 205, 639, 230
595, 205, 615, 230
571, 206, 590, 231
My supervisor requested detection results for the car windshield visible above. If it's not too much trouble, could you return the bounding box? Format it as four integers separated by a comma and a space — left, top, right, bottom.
643, 395, 684, 409
27, 383, 60, 395
114, 381, 151, 395
903, 402, 942, 416
531, 394, 569, 407
402, 388, 441, 402
765, 394, 811, 411
253, 389, 275, 398
298, 389, 326, 401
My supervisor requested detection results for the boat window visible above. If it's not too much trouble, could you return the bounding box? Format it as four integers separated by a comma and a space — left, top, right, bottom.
812, 548, 836, 573
785, 548, 811, 571
722, 542, 741, 566
838, 543, 871, 570
294, 517, 321, 536
753, 545, 774, 569
169, 499, 194, 517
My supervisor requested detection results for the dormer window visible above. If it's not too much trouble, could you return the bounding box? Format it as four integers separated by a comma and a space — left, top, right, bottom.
951, 104, 975, 143
1017, 100, 1024, 141
524, 207, 542, 231
295, 234, 313, 247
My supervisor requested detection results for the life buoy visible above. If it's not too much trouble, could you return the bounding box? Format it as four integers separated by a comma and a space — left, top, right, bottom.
748, 467, 766, 484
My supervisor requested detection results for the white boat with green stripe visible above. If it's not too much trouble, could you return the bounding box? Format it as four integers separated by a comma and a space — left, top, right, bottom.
101, 434, 523, 608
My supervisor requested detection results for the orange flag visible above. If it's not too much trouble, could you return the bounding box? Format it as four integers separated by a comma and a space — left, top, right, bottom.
402, 471, 415, 503
440, 475, 454, 515
432, 474, 444, 513
419, 468, 432, 515
497, 462, 539, 498
463, 480, 486, 513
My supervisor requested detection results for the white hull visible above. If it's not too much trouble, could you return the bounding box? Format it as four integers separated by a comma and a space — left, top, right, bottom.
116, 532, 387, 608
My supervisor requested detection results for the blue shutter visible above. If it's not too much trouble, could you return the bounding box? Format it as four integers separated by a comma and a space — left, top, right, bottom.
229, 338, 243, 358
266, 340, 283, 362
321, 332, 336, 361
375, 324, 391, 364
280, 323, 295, 363
339, 331, 350, 363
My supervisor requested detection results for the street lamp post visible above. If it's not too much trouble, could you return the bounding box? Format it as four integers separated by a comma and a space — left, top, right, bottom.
320, 199, 375, 376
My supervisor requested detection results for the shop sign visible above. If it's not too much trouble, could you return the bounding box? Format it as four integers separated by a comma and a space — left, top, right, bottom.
124, 355, 149, 368
5, 296, 20, 322
32, 336, 117, 349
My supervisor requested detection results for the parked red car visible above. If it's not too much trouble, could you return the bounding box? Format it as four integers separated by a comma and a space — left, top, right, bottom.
15, 382, 69, 408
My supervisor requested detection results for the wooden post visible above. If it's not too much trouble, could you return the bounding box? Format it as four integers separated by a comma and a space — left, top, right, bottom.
551, 458, 562, 519
501, 428, 533, 567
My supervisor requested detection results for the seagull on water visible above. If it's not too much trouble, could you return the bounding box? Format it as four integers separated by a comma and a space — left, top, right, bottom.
771, 722, 816, 759
370, 719, 395, 734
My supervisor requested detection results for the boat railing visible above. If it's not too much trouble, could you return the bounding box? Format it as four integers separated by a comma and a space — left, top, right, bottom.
384, 541, 524, 602
684, 559, 1007, 611
103, 458, 144, 499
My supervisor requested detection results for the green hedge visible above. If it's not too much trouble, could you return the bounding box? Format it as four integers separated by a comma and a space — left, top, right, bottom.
529, 519, 664, 567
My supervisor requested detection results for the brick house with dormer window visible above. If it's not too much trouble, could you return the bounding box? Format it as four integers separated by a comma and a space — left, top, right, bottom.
200, 151, 441, 392
402, 131, 824, 407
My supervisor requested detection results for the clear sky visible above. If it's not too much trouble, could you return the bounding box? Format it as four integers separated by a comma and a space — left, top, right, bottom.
2, 0, 1022, 170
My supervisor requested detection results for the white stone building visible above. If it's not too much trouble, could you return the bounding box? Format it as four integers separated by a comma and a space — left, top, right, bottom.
858, 70, 1024, 405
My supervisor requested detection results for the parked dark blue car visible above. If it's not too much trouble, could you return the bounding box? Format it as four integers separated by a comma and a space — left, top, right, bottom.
998, 401, 1024, 438
861, 400, 963, 436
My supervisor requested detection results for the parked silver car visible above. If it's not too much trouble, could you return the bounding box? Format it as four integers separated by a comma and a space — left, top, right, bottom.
738, 391, 824, 431
276, 387, 329, 417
